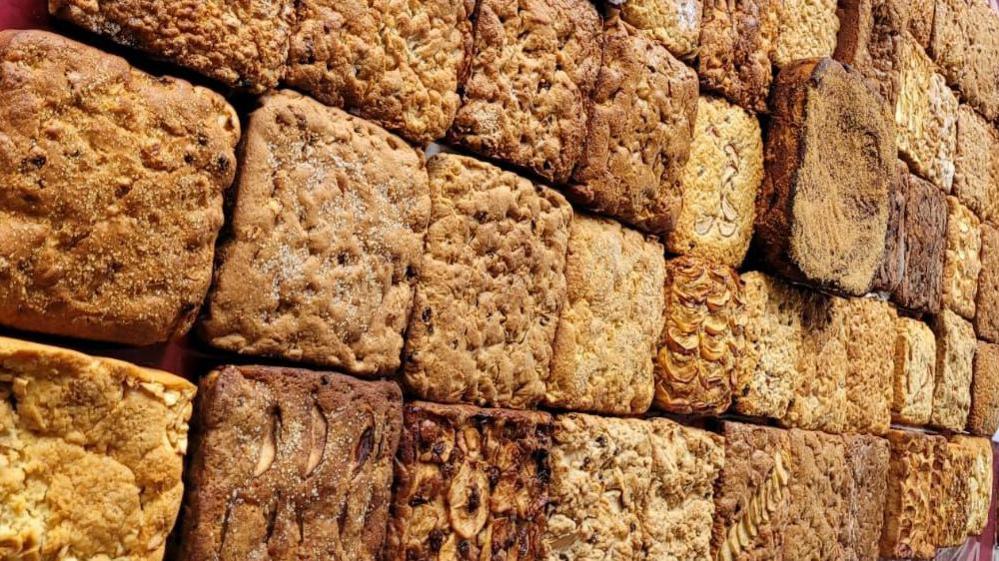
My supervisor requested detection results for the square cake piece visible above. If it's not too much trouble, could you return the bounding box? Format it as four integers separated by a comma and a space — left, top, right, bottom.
199, 91, 430, 376
842, 434, 890, 561
546, 215, 665, 415
545, 414, 723, 561
976, 223, 999, 343
0, 336, 196, 561
567, 17, 697, 235
782, 292, 849, 434
736, 271, 804, 420
934, 438, 972, 547
880, 430, 945, 559
387, 401, 552, 561
698, 0, 775, 113
404, 154, 572, 409
771, 0, 840, 67
754, 58, 894, 296
954, 105, 999, 223
447, 0, 602, 183
667, 96, 764, 267
929, 309, 976, 432
842, 298, 896, 435
285, 0, 473, 144
180, 366, 402, 561
891, 317, 937, 426
929, 0, 999, 123
781, 429, 850, 561
614, 0, 702, 59
942, 197, 982, 319
948, 435, 993, 537
895, 172, 947, 314
654, 255, 746, 415
0, 30, 239, 345
50, 0, 293, 92
712, 422, 791, 561
895, 34, 958, 193
968, 341, 999, 436
872, 161, 909, 294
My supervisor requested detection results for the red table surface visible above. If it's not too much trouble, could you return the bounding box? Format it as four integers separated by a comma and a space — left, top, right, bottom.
2, 0, 999, 558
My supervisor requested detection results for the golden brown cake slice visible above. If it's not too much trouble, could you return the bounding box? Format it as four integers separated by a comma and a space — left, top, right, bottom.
954, 105, 999, 223
891, 317, 936, 426
698, 0, 776, 113
948, 435, 993, 537
771, 0, 840, 67
447, 0, 602, 183
199, 91, 430, 376
545, 413, 723, 561
0, 336, 195, 561
285, 0, 474, 144
895, 34, 958, 193
736, 271, 804, 420
403, 155, 572, 409
50, 0, 294, 92
942, 197, 982, 319
613, 0, 702, 59
568, 16, 697, 235
654, 256, 746, 415
929, 0, 999, 123
546, 215, 665, 415
975, 223, 999, 343
929, 309, 976, 432
0, 30, 239, 346
880, 430, 943, 560
668, 96, 764, 267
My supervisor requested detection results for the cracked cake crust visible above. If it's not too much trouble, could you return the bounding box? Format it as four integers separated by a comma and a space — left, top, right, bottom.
545, 215, 664, 415
49, 0, 294, 93
0, 30, 239, 346
180, 365, 402, 561
891, 317, 936, 426
403, 154, 572, 409
567, 17, 697, 235
698, 0, 776, 113
613, 0, 702, 59
285, 0, 474, 145
447, 0, 602, 183
386, 401, 552, 561
0, 336, 195, 561
545, 413, 723, 561
199, 91, 430, 376
929, 309, 975, 432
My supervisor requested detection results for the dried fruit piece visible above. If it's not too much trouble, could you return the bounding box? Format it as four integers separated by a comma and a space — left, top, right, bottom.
654, 256, 746, 415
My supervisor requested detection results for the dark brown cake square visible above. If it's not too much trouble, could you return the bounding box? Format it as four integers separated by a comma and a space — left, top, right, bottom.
386, 401, 552, 561
894, 172, 947, 314
753, 58, 895, 296
180, 365, 403, 561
